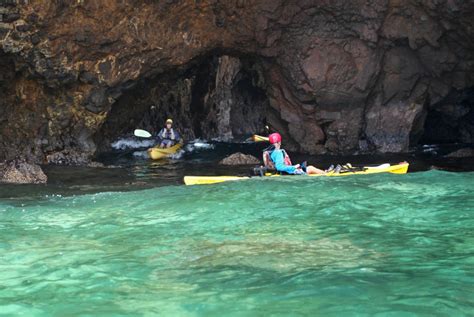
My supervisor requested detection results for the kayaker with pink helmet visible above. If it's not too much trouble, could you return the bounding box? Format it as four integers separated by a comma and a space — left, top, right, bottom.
267, 133, 325, 175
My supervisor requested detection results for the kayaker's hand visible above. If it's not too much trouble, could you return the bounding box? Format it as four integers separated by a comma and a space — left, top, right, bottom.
294, 168, 305, 175
294, 164, 300, 169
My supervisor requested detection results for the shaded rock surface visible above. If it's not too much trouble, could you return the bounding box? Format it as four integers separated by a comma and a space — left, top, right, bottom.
219, 153, 260, 165
0, 1, 473, 163
45, 150, 103, 167
445, 148, 474, 158
0, 159, 47, 184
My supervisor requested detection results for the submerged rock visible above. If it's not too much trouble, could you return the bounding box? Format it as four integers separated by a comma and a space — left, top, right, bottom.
219, 153, 260, 165
0, 160, 47, 184
180, 237, 382, 272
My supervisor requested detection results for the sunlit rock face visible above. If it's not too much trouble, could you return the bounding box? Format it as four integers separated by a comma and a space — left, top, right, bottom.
0, 0, 473, 163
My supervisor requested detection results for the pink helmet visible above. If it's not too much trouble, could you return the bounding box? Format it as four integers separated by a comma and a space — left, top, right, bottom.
269, 133, 282, 144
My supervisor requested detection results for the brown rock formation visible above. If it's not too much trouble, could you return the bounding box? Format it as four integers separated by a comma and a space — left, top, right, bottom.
0, 0, 473, 163
219, 152, 260, 165
0, 159, 47, 184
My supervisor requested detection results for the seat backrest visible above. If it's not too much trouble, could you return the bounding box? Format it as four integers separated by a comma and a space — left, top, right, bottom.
262, 151, 275, 169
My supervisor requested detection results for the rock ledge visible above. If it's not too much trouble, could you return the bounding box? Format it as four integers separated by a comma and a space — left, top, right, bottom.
0, 159, 47, 184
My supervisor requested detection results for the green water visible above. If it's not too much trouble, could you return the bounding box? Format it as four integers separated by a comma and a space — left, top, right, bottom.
1, 170, 473, 316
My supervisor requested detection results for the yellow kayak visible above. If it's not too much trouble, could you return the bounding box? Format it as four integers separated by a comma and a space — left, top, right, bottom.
147, 143, 182, 160
184, 162, 409, 185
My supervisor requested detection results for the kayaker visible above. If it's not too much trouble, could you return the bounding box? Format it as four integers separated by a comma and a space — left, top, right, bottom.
157, 119, 181, 148
266, 133, 325, 175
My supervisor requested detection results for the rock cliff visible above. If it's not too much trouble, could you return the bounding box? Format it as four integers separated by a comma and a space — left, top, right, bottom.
0, 0, 473, 163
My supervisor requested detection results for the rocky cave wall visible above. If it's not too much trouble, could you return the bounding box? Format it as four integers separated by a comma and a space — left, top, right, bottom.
0, 0, 473, 164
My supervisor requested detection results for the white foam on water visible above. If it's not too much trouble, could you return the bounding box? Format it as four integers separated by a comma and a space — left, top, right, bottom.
111, 137, 155, 150
185, 139, 215, 152
421, 144, 440, 153
133, 151, 149, 159
170, 150, 185, 160
111, 137, 214, 161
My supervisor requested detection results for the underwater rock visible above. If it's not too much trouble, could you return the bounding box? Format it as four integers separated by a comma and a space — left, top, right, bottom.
0, 159, 47, 184
178, 237, 382, 272
219, 153, 260, 165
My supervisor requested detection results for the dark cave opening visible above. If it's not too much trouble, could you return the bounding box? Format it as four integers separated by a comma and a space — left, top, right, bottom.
95, 54, 270, 152
420, 88, 474, 145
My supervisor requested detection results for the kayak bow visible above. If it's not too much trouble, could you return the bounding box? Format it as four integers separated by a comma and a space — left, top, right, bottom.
183, 162, 409, 185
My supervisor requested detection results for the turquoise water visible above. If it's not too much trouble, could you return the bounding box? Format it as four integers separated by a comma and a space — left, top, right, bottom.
1, 170, 473, 316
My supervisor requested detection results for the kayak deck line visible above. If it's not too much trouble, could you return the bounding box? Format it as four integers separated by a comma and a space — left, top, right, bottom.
183, 162, 409, 186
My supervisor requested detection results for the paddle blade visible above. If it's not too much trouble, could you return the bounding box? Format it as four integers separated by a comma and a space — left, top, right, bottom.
252, 135, 269, 142
134, 129, 152, 138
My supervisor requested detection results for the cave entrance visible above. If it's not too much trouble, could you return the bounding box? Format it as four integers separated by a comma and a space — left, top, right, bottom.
420, 88, 474, 145
96, 54, 270, 152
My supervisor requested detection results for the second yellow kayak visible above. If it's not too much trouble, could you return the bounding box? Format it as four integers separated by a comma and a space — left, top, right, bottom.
147, 143, 182, 160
